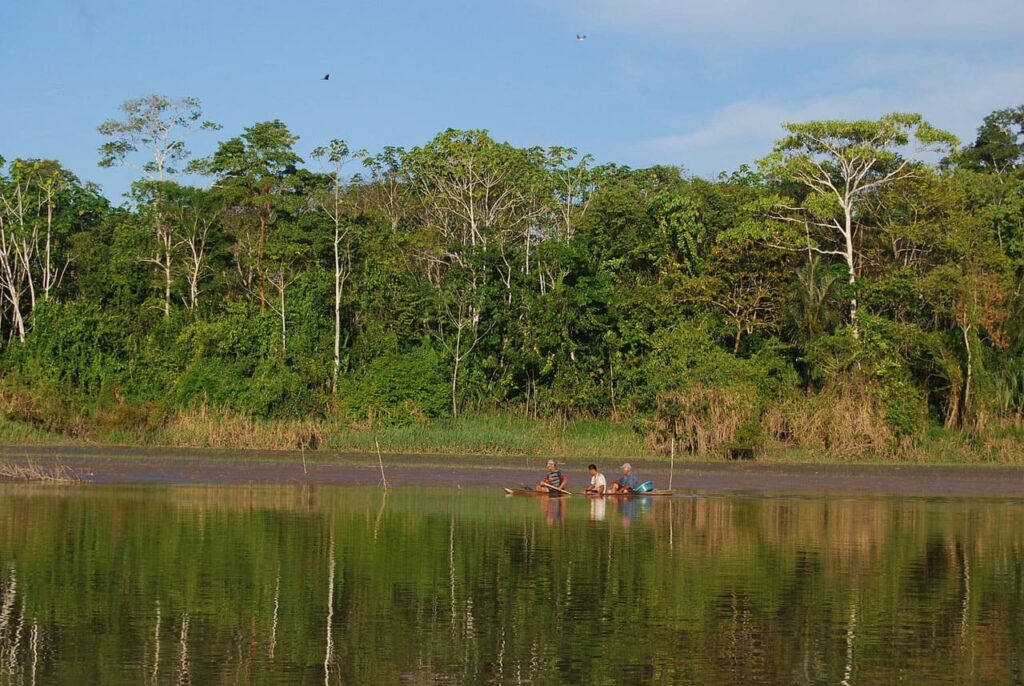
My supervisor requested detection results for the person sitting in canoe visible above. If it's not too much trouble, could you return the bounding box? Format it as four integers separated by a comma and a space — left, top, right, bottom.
583, 464, 607, 495
536, 459, 568, 493
610, 462, 640, 494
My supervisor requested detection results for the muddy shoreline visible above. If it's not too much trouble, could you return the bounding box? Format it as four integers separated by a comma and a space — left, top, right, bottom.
2, 443, 1024, 497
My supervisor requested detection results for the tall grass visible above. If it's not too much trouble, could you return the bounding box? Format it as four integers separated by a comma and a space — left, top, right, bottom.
148, 409, 325, 451
0, 416, 69, 445
2, 391, 1024, 464
0, 405, 652, 460
324, 415, 650, 459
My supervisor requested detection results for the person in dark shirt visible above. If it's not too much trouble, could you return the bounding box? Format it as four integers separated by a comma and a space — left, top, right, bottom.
611, 462, 639, 493
535, 459, 568, 492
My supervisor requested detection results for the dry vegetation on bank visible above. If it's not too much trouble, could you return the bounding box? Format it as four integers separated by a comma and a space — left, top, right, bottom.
0, 459, 79, 482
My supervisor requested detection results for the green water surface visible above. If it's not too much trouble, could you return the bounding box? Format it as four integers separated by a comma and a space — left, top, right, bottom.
0, 485, 1021, 684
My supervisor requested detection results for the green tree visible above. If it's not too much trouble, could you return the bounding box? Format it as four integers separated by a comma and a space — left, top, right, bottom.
955, 105, 1024, 177
199, 120, 303, 312
312, 139, 365, 395
758, 114, 958, 333
97, 95, 220, 316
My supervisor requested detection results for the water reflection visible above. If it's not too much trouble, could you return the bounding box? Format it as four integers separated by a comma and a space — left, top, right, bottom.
0, 485, 1021, 684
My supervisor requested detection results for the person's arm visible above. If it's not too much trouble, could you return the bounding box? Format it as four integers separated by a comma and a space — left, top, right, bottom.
559, 474, 568, 489
597, 478, 606, 494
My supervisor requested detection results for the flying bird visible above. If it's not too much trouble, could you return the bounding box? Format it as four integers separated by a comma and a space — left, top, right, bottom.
576, 34, 587, 41
322, 73, 330, 80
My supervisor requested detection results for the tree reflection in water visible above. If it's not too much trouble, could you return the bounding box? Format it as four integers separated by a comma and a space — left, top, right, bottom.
0, 485, 1020, 684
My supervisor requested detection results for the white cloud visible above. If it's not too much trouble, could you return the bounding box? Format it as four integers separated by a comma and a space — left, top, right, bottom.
637, 57, 1024, 174
552, 0, 1024, 47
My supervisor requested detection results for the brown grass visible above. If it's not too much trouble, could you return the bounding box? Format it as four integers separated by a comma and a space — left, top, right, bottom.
151, 409, 327, 451
780, 381, 901, 460
0, 460, 80, 482
649, 386, 759, 458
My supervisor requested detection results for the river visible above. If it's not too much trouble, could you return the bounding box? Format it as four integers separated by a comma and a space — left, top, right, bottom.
0, 485, 1020, 684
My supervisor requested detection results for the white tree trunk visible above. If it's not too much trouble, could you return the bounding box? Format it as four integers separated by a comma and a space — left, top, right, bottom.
962, 322, 973, 427
843, 203, 858, 337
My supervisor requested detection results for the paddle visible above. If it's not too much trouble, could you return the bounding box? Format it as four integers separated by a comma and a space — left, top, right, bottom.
540, 481, 571, 495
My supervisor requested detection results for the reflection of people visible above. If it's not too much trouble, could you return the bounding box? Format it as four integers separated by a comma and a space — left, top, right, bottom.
589, 496, 606, 522
541, 495, 567, 525
584, 464, 607, 494
536, 459, 568, 492
610, 462, 639, 493
617, 496, 638, 526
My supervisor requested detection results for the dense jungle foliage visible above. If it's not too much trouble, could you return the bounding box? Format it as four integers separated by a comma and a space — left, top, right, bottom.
1, 97, 1022, 459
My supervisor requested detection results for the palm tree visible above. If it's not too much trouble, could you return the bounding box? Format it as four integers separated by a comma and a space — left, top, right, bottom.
785, 257, 845, 350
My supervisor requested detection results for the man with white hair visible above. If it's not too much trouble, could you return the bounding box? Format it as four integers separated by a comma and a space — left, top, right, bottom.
611, 462, 639, 494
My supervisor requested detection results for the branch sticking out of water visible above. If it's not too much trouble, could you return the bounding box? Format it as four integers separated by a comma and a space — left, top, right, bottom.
0, 460, 79, 482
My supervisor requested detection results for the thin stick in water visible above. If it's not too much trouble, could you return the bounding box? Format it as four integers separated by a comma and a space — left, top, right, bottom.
374, 439, 389, 490
669, 435, 675, 491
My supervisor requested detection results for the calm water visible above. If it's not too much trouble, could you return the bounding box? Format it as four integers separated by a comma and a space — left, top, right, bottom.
0, 485, 1021, 685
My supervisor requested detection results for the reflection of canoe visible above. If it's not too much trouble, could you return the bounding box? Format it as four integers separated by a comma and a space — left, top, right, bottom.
504, 487, 567, 497
582, 490, 674, 497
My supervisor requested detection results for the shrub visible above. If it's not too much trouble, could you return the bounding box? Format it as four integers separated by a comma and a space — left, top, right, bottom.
643, 323, 798, 457
337, 346, 449, 423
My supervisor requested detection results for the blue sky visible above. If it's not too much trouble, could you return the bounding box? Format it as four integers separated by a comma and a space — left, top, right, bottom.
2, 0, 1022, 199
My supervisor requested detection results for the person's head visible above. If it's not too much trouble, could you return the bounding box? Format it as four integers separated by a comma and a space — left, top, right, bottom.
547, 460, 556, 470
588, 463, 598, 475
621, 462, 631, 474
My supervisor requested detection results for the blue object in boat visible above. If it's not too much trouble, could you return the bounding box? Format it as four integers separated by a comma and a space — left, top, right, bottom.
635, 481, 653, 493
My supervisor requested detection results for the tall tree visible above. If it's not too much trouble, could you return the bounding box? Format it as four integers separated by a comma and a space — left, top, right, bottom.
160, 184, 219, 311
97, 95, 220, 181
0, 158, 82, 340
199, 120, 302, 311
312, 139, 364, 395
758, 113, 957, 333
97, 95, 220, 316
405, 130, 541, 416
955, 105, 1024, 178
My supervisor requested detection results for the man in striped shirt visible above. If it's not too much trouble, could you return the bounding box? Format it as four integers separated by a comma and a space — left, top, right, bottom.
535, 459, 568, 492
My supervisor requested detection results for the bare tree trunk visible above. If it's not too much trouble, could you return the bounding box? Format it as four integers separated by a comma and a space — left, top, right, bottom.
843, 205, 858, 338
154, 205, 172, 317
333, 241, 341, 393
257, 211, 267, 313
332, 231, 349, 395
164, 255, 172, 318
961, 322, 973, 428
43, 187, 53, 301
279, 272, 287, 355
451, 321, 462, 419
0, 227, 27, 342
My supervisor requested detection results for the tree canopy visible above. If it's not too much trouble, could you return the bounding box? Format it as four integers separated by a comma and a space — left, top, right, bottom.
1, 98, 1022, 459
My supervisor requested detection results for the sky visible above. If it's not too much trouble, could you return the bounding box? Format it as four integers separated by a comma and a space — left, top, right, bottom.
1, 0, 1022, 200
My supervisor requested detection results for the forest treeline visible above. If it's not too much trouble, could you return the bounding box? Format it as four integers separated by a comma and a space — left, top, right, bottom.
0, 96, 1022, 459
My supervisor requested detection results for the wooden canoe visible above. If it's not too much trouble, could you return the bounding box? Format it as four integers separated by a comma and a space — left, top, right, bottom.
504, 487, 568, 497
583, 489, 674, 497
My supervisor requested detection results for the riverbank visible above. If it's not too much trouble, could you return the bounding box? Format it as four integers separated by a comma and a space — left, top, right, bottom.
2, 411, 1023, 466
4, 444, 1024, 497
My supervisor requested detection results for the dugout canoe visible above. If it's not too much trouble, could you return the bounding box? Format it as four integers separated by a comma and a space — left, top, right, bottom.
582, 490, 674, 497
504, 487, 569, 497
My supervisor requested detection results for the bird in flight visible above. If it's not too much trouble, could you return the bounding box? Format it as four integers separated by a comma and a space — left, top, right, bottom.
576, 34, 587, 41
322, 73, 330, 80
